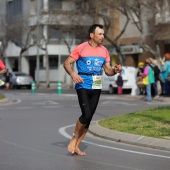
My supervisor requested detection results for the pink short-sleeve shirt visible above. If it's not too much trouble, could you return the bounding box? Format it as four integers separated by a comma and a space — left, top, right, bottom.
69, 42, 111, 89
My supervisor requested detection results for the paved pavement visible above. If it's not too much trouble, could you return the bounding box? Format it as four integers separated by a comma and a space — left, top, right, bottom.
1, 90, 170, 151
89, 94, 170, 151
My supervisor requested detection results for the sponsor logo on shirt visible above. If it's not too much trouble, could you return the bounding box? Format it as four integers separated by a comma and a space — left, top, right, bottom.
94, 59, 103, 66
86, 60, 91, 65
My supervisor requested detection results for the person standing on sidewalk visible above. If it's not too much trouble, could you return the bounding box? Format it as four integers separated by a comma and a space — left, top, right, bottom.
0, 60, 6, 75
160, 53, 170, 96
4, 68, 12, 90
142, 58, 155, 102
63, 24, 122, 156
149, 58, 160, 98
136, 62, 145, 95
117, 72, 123, 94
0, 59, 6, 86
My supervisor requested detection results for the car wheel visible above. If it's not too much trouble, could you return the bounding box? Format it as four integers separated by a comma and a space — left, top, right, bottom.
27, 85, 31, 89
109, 85, 114, 94
17, 86, 21, 89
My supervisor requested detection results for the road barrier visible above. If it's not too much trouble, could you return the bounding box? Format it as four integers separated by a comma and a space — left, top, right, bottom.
57, 81, 62, 94
31, 81, 36, 94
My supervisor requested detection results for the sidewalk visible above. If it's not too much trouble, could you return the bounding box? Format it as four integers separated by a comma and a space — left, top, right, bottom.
124, 94, 170, 103
89, 122, 170, 151
89, 95, 170, 151
0, 97, 10, 103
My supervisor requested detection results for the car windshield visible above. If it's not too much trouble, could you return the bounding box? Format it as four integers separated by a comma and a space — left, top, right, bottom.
14, 73, 29, 76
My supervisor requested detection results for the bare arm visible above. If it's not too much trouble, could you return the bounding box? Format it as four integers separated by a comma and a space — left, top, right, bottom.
63, 56, 83, 84
103, 62, 122, 76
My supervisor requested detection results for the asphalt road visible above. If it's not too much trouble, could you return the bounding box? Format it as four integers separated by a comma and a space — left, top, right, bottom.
0, 89, 170, 170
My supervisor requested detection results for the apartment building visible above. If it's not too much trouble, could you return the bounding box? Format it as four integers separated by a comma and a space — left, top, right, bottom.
154, 0, 170, 54
2, 0, 170, 87
0, 0, 94, 87
117, 0, 170, 67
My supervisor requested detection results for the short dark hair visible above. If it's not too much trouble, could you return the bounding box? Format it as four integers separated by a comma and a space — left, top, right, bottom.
88, 24, 103, 35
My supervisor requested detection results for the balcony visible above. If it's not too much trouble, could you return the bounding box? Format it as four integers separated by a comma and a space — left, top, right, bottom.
29, 13, 93, 27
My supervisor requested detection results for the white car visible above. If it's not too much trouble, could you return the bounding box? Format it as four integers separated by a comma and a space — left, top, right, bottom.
10, 72, 33, 89
102, 66, 137, 94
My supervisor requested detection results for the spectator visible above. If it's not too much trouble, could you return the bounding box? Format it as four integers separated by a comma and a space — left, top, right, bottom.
0, 59, 6, 86
142, 58, 155, 102
149, 58, 160, 98
167, 73, 170, 95
136, 62, 145, 95
160, 53, 170, 96
4, 68, 12, 90
117, 72, 123, 94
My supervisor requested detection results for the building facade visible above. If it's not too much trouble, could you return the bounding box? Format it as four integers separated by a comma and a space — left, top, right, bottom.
117, 0, 170, 67
1, 0, 170, 87
0, 0, 94, 87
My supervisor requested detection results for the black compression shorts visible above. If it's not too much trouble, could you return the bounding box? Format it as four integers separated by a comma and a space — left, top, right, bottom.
76, 88, 101, 129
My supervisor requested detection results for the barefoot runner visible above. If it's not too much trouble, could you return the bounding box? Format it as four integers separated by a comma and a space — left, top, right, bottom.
63, 24, 122, 156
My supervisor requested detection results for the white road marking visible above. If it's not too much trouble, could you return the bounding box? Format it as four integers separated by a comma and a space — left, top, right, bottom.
42, 106, 62, 108
59, 124, 170, 159
33, 101, 59, 105
17, 107, 35, 109
100, 101, 139, 106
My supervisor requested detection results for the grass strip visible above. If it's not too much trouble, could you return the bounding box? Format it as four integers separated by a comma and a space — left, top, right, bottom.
99, 106, 170, 139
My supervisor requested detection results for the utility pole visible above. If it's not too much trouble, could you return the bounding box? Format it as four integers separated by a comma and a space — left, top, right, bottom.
43, 0, 50, 88
36, 0, 40, 88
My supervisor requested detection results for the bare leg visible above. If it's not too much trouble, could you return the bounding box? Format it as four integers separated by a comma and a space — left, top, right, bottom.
6, 83, 9, 90
75, 129, 88, 156
67, 120, 85, 154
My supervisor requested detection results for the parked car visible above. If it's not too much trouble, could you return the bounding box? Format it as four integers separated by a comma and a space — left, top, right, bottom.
102, 66, 137, 94
10, 72, 33, 89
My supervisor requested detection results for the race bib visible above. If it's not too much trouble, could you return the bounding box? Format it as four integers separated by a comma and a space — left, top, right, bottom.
92, 75, 102, 89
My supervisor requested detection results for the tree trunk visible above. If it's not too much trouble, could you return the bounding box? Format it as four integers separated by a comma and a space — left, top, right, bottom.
45, 52, 50, 88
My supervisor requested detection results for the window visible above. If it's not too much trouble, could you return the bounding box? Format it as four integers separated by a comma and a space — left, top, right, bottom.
49, 0, 62, 11
48, 26, 62, 41
49, 55, 59, 68
6, 0, 22, 24
75, 0, 89, 10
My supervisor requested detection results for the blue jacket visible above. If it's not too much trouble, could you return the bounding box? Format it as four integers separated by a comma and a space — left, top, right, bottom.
160, 60, 170, 80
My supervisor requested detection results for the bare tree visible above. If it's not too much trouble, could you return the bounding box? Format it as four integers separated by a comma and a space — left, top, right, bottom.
0, 16, 14, 60
88, 0, 169, 64
95, 1, 130, 64
119, 0, 165, 63
48, 0, 130, 66
1, 17, 37, 71
17, 25, 37, 72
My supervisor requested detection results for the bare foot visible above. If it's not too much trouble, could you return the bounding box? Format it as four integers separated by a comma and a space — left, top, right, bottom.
75, 147, 86, 156
68, 138, 77, 154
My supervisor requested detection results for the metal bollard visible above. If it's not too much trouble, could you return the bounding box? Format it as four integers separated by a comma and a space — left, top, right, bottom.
31, 81, 36, 94
57, 81, 62, 94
